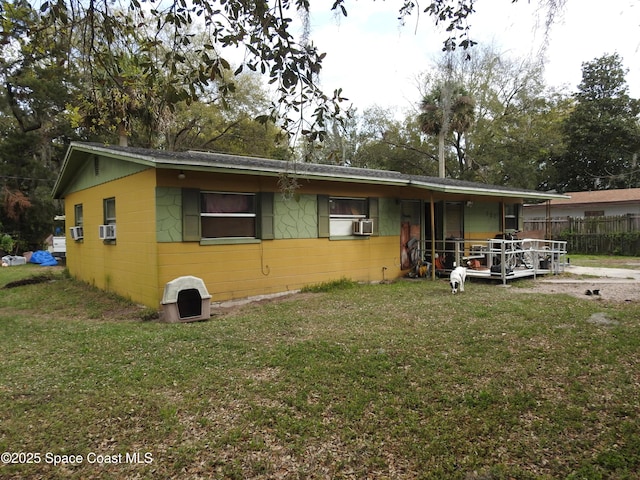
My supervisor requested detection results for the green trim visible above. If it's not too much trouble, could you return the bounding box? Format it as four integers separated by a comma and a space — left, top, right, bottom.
329, 236, 371, 241
317, 195, 330, 238
368, 197, 379, 236
182, 189, 201, 241
200, 238, 261, 245
258, 192, 275, 240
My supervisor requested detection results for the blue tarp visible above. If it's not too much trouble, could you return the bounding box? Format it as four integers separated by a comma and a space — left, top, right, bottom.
30, 250, 58, 267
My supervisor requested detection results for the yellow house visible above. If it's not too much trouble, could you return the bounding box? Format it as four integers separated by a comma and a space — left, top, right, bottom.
52, 142, 564, 309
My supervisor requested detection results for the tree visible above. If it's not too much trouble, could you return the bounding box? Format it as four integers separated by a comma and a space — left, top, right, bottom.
416, 45, 571, 189
7, 0, 567, 143
554, 53, 640, 192
298, 106, 439, 176
0, 0, 80, 248
353, 110, 439, 176
419, 83, 475, 177
0, 128, 61, 250
164, 101, 290, 158
461, 48, 570, 189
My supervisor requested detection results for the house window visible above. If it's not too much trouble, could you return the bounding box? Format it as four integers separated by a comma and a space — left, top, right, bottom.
70, 203, 85, 240
104, 197, 116, 225
74, 204, 84, 227
200, 192, 256, 238
329, 197, 367, 236
505, 203, 520, 231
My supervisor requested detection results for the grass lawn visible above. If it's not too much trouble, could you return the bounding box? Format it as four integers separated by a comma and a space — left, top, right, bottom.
1, 264, 639, 479
569, 254, 640, 269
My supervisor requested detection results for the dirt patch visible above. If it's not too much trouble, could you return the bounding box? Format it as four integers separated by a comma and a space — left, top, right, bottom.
2, 274, 55, 289
514, 279, 640, 303
587, 312, 620, 326
211, 291, 319, 318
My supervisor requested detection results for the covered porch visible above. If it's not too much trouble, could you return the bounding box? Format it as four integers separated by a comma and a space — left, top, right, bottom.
408, 236, 568, 284
400, 190, 568, 284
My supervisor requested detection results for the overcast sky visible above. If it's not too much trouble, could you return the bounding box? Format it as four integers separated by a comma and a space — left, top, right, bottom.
303, 0, 640, 115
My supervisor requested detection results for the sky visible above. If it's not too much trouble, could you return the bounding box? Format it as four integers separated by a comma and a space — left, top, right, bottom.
302, 0, 640, 115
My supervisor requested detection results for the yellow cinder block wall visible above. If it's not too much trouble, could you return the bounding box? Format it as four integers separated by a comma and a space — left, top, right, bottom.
157, 236, 401, 304
65, 168, 403, 308
65, 170, 159, 307
153, 170, 405, 305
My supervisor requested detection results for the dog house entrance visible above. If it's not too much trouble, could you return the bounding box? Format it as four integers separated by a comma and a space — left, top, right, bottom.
177, 288, 202, 318
161, 276, 212, 323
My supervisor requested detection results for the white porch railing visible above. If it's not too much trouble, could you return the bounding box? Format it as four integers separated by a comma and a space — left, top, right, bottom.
409, 237, 568, 284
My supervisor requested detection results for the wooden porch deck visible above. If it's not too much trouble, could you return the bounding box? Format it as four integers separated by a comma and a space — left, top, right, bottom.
417, 237, 568, 285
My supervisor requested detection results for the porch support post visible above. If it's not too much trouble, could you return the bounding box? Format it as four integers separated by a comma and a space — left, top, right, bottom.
545, 200, 551, 240
430, 193, 436, 280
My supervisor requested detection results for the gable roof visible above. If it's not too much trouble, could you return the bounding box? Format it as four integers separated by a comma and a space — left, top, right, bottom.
53, 142, 567, 201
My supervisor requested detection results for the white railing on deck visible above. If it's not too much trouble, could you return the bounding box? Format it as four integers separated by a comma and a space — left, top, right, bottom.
411, 237, 568, 284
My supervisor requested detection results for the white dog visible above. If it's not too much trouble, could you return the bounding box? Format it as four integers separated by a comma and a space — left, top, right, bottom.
449, 266, 467, 294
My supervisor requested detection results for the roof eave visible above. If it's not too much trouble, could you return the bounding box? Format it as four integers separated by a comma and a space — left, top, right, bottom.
52, 142, 158, 198
409, 179, 568, 201
53, 143, 569, 201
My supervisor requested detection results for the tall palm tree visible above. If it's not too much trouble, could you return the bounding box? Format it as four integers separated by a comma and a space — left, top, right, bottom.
419, 85, 475, 178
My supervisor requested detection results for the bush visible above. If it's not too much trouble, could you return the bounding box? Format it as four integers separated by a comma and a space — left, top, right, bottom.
0, 233, 14, 254
560, 232, 640, 256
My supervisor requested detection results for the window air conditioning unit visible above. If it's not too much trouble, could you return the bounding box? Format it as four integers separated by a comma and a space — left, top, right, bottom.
98, 224, 116, 240
69, 226, 84, 240
353, 219, 374, 236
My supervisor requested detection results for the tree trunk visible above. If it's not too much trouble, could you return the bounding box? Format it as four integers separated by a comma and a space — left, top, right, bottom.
438, 130, 445, 178
118, 123, 128, 147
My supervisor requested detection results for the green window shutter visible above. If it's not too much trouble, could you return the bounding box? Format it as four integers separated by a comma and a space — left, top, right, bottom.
182, 188, 201, 242
368, 197, 379, 236
318, 195, 330, 238
259, 192, 275, 240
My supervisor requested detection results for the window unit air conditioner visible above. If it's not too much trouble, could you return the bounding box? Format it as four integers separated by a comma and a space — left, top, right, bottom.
98, 224, 116, 240
353, 219, 374, 236
69, 226, 84, 240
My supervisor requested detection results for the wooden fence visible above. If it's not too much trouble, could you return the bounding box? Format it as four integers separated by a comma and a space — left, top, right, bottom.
524, 214, 640, 255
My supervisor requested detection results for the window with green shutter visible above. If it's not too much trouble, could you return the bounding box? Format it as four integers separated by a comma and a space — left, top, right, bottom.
318, 195, 379, 238
201, 192, 257, 238
182, 189, 273, 242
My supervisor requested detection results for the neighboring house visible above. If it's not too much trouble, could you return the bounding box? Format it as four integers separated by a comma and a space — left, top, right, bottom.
524, 188, 640, 220
52, 143, 564, 309
524, 188, 640, 241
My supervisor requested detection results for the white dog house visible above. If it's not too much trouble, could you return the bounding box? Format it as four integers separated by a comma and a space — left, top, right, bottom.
161, 276, 212, 323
